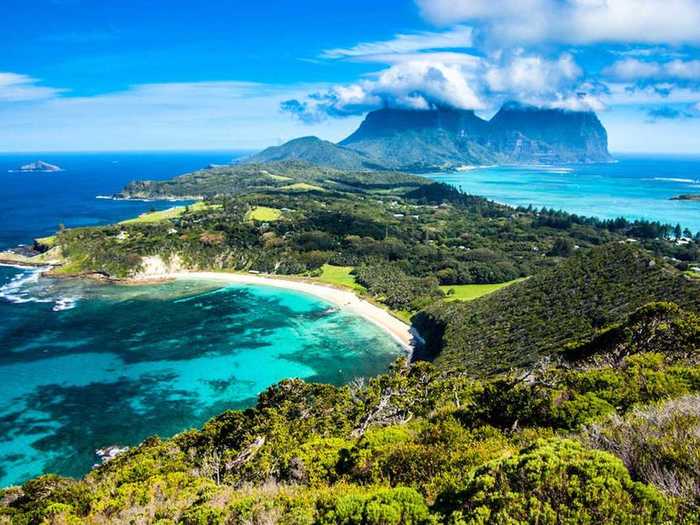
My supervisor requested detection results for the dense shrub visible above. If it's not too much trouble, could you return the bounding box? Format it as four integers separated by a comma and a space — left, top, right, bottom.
436, 438, 675, 524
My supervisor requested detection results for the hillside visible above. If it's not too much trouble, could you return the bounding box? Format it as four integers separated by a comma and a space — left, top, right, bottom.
244, 137, 382, 171
115, 160, 427, 200
2, 302, 699, 523
250, 103, 613, 171
415, 243, 700, 375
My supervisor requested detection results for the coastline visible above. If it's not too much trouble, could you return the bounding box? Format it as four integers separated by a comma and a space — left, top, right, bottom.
0, 257, 420, 352
156, 271, 419, 353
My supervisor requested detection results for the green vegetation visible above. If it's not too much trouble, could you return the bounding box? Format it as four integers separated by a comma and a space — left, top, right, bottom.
440, 279, 523, 302
416, 243, 700, 375
245, 206, 283, 222
47, 162, 699, 311
119, 202, 217, 225
33, 235, 56, 249
314, 264, 366, 292
2, 301, 698, 523
281, 182, 326, 192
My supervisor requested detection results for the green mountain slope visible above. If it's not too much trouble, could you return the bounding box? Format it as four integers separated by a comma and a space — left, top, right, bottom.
415, 243, 700, 375
243, 136, 383, 171
115, 160, 427, 200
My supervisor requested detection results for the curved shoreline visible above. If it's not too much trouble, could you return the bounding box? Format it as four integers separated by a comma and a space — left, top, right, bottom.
161, 271, 419, 353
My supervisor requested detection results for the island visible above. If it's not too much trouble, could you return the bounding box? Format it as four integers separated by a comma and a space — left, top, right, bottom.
14, 160, 63, 173
246, 102, 613, 171
671, 193, 700, 201
2, 142, 699, 524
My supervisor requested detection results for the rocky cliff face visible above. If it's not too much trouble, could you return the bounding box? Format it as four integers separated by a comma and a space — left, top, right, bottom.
339, 108, 497, 170
485, 102, 612, 164
248, 103, 612, 171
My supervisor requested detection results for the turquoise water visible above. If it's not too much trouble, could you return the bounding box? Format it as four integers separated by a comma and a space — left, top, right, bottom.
428, 154, 700, 233
0, 266, 402, 486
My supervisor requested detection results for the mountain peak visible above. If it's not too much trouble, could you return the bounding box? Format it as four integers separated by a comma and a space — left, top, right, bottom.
245, 135, 379, 171
340, 106, 488, 144
249, 103, 612, 171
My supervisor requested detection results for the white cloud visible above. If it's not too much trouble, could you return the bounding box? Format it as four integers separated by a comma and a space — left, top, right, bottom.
285, 51, 599, 121
605, 58, 700, 80
0, 72, 64, 102
416, 0, 700, 45
665, 59, 700, 79
603, 59, 663, 80
485, 53, 582, 102
321, 26, 473, 60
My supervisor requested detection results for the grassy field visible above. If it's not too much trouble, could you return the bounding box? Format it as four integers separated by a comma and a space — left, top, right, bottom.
245, 206, 282, 222
34, 235, 56, 248
314, 264, 366, 292
440, 279, 524, 302
120, 202, 215, 225
280, 182, 325, 192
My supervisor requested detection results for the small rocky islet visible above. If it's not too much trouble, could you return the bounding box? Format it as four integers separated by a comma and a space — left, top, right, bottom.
14, 160, 63, 173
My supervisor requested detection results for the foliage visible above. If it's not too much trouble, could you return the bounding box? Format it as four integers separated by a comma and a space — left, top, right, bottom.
9, 162, 700, 523
585, 395, 700, 508
436, 438, 675, 524
415, 244, 700, 375
47, 164, 699, 318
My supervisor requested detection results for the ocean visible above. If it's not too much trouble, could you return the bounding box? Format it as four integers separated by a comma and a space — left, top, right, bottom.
427, 154, 700, 234
1, 151, 699, 487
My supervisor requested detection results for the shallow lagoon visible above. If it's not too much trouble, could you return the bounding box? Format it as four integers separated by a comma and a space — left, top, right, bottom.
0, 266, 402, 486
429, 154, 700, 233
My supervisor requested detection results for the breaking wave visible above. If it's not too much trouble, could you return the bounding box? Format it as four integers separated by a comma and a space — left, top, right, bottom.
0, 266, 80, 311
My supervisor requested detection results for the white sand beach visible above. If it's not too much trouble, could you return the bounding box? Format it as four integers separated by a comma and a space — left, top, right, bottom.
165, 271, 419, 352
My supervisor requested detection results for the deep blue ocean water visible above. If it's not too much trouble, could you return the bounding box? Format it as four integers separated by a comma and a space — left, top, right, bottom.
428, 154, 700, 234
1, 151, 700, 487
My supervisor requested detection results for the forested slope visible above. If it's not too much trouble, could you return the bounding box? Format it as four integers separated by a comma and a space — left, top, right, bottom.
415, 243, 700, 375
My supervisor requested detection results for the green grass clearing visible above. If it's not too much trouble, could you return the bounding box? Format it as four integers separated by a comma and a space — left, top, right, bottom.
245, 206, 282, 222
120, 201, 217, 225
34, 235, 56, 248
314, 264, 365, 292
440, 278, 525, 302
280, 182, 326, 192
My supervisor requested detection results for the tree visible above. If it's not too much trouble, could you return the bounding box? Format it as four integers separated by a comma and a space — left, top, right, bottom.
547, 238, 575, 257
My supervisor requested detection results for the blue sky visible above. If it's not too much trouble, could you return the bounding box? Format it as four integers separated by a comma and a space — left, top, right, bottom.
3, 0, 700, 153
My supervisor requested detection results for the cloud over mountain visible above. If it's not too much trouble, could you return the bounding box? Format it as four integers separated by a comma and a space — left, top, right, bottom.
282, 52, 596, 122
